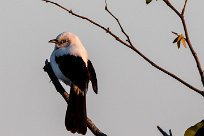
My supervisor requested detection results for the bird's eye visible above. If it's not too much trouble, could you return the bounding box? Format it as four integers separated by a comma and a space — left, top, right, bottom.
61, 40, 66, 44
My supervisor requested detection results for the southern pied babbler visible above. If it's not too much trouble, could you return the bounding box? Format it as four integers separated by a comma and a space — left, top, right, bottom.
49, 32, 98, 135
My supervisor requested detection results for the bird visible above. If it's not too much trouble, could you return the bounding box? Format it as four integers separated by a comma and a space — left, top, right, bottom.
49, 32, 98, 135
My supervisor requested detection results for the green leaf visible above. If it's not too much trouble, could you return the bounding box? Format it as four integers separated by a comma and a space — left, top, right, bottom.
146, 0, 152, 4
184, 120, 204, 136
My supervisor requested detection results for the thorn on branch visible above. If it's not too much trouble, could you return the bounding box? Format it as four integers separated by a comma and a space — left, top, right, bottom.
169, 129, 172, 136
104, 0, 133, 47
115, 36, 120, 41
106, 27, 110, 33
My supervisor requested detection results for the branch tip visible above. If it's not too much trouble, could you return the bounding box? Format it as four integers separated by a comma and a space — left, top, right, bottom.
169, 129, 172, 136
171, 31, 178, 36
157, 126, 172, 136
104, 0, 133, 46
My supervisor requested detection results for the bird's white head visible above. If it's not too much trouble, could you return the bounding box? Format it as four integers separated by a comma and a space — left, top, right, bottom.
49, 32, 77, 49
49, 32, 89, 64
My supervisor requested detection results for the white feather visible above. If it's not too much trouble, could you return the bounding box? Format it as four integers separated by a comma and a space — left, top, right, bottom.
50, 32, 89, 86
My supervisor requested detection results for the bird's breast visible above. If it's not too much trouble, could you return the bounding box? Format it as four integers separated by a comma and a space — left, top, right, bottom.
50, 50, 71, 85
55, 45, 88, 66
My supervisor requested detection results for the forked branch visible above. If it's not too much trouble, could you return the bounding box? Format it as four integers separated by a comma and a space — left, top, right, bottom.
43, 60, 107, 136
163, 0, 204, 86
157, 126, 173, 136
42, 0, 131, 48
105, 0, 133, 46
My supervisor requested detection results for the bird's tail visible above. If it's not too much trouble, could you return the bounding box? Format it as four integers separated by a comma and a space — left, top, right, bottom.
65, 85, 87, 135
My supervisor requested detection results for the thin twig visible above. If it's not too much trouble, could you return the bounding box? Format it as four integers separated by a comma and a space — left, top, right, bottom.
181, 0, 188, 15
105, 0, 133, 47
157, 126, 172, 136
43, 60, 107, 136
42, 0, 204, 97
163, 0, 181, 18
42, 0, 131, 49
163, 0, 204, 87
171, 31, 179, 36
169, 129, 172, 136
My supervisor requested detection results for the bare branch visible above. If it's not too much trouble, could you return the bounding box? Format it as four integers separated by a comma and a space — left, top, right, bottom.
162, 0, 204, 87
163, 0, 181, 18
181, 0, 188, 15
157, 126, 173, 136
104, 0, 133, 47
43, 0, 204, 97
42, 0, 131, 49
43, 60, 107, 136
180, 16, 204, 87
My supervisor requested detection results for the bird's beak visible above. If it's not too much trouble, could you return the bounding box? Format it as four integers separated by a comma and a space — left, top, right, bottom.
48, 39, 58, 44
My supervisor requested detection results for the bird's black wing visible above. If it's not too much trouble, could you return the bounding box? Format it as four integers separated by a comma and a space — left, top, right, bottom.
55, 55, 89, 91
87, 60, 98, 94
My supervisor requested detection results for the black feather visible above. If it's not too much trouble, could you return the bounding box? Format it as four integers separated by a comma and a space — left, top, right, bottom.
55, 55, 89, 91
88, 60, 98, 94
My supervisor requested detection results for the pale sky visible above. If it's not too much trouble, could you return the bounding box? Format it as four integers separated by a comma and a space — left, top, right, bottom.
0, 0, 204, 136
